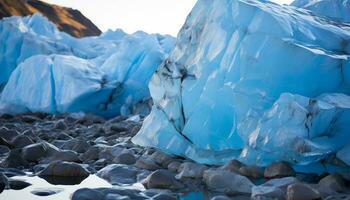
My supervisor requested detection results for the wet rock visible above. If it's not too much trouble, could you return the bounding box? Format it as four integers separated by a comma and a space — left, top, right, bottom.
19, 115, 39, 123
152, 193, 177, 200
74, 141, 91, 153
150, 151, 174, 167
110, 123, 128, 132
318, 174, 346, 193
81, 146, 100, 161
0, 114, 13, 120
176, 162, 208, 179
239, 165, 264, 180
0, 173, 8, 192
41, 175, 87, 185
105, 193, 131, 200
82, 114, 106, 124
61, 139, 90, 153
211, 195, 232, 200
108, 116, 128, 124
130, 125, 141, 136
144, 169, 183, 190
325, 194, 350, 200
252, 185, 285, 200
287, 183, 321, 200
72, 188, 104, 200
11, 135, 34, 148
99, 187, 146, 200
8, 179, 31, 190
38, 161, 90, 177
0, 145, 10, 155
54, 120, 68, 130
97, 164, 138, 185
31, 188, 63, 196
113, 151, 136, 165
252, 177, 298, 199
167, 161, 181, 173
135, 156, 160, 171
203, 169, 254, 195
94, 159, 109, 168
151, 151, 174, 167
220, 160, 244, 173
99, 146, 124, 161
0, 150, 29, 168
38, 132, 50, 141
261, 177, 298, 190
22, 130, 39, 141
264, 162, 295, 179
0, 168, 26, 177
137, 170, 152, 182
41, 150, 81, 163
0, 137, 12, 148
0, 127, 18, 141
22, 142, 50, 162
55, 132, 73, 140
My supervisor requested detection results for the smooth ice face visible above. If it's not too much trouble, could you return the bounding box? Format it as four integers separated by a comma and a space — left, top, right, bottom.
133, 0, 350, 168
0, 55, 112, 114
0, 14, 175, 117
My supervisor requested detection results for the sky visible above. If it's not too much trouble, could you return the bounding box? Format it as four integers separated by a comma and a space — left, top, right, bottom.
43, 0, 294, 36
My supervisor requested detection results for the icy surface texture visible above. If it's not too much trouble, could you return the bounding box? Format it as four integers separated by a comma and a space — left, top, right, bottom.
291, 0, 350, 23
133, 0, 350, 168
0, 14, 175, 117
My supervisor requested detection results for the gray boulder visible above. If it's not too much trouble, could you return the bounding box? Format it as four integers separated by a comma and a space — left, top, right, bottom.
144, 169, 183, 190
264, 162, 295, 179
72, 188, 104, 200
11, 135, 34, 148
176, 162, 208, 179
203, 169, 254, 195
38, 161, 90, 177
287, 183, 321, 200
97, 164, 138, 185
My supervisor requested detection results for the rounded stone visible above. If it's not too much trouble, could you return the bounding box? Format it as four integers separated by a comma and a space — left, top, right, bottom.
287, 183, 321, 200
264, 162, 295, 179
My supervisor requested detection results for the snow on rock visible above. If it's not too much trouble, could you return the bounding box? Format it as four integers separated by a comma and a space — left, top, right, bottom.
132, 0, 350, 169
0, 14, 175, 117
291, 0, 350, 23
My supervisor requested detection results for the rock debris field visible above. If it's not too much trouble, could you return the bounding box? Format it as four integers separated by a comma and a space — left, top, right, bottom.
0, 113, 349, 200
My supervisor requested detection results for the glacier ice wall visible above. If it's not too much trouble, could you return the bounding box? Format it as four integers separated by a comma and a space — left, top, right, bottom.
133, 0, 350, 168
0, 14, 175, 117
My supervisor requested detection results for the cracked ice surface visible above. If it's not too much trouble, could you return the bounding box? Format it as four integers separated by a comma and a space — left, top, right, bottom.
291, 0, 350, 23
133, 0, 350, 168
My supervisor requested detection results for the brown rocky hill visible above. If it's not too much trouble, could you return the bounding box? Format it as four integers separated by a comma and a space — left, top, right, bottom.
0, 0, 101, 37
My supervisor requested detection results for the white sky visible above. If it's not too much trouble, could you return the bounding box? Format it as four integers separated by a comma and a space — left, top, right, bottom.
43, 0, 294, 36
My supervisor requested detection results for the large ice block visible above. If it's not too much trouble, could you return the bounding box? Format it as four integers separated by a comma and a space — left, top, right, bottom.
133, 0, 350, 168
0, 14, 175, 117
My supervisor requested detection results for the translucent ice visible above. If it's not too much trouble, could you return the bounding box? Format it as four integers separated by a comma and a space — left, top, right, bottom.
0, 14, 175, 117
291, 0, 350, 23
133, 0, 350, 168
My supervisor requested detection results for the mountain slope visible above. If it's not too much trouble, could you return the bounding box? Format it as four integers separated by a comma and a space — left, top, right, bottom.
0, 0, 101, 37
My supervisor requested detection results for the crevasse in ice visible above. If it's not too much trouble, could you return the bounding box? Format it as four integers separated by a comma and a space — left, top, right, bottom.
132, 0, 350, 169
0, 14, 175, 117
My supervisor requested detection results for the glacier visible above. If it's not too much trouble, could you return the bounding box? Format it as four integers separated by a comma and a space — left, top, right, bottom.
0, 14, 175, 117
132, 0, 350, 170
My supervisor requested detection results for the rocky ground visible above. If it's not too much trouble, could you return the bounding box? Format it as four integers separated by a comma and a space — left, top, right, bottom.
0, 113, 349, 200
